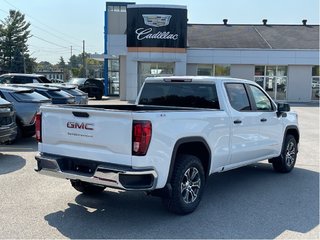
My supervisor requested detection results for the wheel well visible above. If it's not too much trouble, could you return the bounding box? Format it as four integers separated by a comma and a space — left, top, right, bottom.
286, 128, 299, 143
175, 141, 211, 177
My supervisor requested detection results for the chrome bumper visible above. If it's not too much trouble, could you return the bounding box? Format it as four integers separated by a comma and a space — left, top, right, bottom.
35, 153, 157, 191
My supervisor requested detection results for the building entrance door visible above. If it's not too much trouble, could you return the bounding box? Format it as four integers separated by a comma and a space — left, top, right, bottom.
138, 62, 174, 92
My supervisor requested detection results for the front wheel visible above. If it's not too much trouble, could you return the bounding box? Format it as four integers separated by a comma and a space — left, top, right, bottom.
70, 180, 106, 195
271, 134, 297, 173
162, 154, 205, 215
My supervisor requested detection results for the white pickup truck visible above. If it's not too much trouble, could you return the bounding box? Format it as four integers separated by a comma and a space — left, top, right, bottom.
35, 76, 299, 214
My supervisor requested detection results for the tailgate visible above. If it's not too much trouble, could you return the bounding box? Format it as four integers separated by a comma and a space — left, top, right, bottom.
39, 106, 133, 166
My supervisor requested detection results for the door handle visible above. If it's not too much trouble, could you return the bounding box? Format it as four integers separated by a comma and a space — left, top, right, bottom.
234, 120, 242, 124
72, 111, 89, 118
260, 118, 267, 122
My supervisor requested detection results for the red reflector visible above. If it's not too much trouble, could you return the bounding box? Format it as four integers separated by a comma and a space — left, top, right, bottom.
132, 120, 152, 156
35, 112, 42, 142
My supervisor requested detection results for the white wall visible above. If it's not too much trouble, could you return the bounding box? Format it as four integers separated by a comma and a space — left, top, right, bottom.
287, 65, 312, 102
187, 49, 319, 65
186, 64, 197, 75
119, 56, 127, 101
230, 65, 255, 80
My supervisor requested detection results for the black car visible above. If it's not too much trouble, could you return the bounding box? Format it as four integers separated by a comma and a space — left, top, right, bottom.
0, 97, 17, 143
68, 78, 104, 100
14, 84, 75, 105
0, 73, 52, 84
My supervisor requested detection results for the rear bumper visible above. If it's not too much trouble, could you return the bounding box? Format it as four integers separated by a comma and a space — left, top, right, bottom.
35, 153, 158, 191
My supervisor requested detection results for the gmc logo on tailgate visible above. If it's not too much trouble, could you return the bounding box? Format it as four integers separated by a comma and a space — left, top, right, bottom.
67, 122, 94, 130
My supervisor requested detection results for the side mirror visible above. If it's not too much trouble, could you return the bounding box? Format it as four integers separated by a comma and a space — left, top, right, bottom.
277, 103, 290, 117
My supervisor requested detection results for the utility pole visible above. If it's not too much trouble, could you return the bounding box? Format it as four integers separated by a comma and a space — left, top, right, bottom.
82, 40, 87, 78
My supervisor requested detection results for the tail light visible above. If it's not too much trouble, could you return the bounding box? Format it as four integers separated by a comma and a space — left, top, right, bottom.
35, 112, 42, 142
132, 120, 152, 156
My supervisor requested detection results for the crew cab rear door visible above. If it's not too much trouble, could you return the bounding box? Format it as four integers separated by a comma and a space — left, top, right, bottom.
225, 83, 282, 164
39, 106, 133, 166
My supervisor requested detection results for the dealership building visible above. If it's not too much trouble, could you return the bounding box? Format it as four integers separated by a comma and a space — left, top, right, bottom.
104, 2, 320, 102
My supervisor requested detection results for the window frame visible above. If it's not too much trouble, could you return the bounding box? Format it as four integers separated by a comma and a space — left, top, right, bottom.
225, 83, 252, 112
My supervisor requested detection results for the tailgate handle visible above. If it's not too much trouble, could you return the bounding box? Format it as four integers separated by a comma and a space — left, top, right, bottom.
72, 111, 89, 118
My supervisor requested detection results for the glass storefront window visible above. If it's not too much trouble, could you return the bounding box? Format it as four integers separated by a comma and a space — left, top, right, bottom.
311, 66, 320, 100
197, 64, 230, 76
215, 65, 230, 76
197, 65, 213, 76
255, 66, 265, 76
254, 65, 288, 100
107, 57, 120, 96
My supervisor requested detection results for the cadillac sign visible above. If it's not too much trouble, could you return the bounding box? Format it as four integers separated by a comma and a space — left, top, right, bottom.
127, 6, 187, 48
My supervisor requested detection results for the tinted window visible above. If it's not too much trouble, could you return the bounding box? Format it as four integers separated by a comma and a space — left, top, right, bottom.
38, 76, 52, 83
249, 85, 273, 111
11, 91, 50, 102
0, 76, 12, 84
226, 83, 251, 111
64, 88, 84, 96
13, 76, 32, 83
46, 90, 73, 98
139, 83, 220, 109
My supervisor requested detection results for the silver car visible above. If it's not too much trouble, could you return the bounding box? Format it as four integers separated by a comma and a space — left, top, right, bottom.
0, 86, 51, 139
36, 83, 88, 104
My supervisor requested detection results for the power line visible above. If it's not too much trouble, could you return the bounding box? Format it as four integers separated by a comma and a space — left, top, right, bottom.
1, 0, 84, 46
32, 35, 69, 49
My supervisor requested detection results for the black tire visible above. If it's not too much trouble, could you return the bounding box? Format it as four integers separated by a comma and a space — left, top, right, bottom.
271, 134, 297, 173
13, 125, 22, 142
70, 180, 106, 195
95, 94, 103, 100
162, 154, 205, 215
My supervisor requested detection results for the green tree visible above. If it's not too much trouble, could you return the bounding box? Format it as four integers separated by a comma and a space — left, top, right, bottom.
0, 10, 31, 73
57, 56, 66, 69
24, 54, 37, 73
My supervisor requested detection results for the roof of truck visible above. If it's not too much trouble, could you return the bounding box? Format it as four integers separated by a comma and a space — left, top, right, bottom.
145, 76, 252, 84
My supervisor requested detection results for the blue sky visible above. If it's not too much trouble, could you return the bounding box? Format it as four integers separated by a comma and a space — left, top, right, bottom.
0, 0, 319, 64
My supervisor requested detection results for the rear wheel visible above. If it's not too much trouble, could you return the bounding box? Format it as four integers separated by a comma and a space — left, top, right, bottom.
271, 134, 297, 173
162, 154, 205, 215
70, 180, 106, 195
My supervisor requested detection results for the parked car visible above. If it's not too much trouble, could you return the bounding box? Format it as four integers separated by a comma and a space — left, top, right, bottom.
0, 73, 52, 84
14, 84, 76, 105
35, 83, 88, 104
0, 97, 17, 143
68, 78, 104, 100
35, 76, 299, 214
0, 86, 51, 139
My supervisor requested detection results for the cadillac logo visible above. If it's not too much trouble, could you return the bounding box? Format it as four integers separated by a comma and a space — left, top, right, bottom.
142, 14, 172, 27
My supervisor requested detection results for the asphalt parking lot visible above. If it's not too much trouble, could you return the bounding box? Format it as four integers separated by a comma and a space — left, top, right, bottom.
0, 98, 319, 239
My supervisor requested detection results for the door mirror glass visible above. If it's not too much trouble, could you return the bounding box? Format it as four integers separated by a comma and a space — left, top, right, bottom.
277, 103, 290, 113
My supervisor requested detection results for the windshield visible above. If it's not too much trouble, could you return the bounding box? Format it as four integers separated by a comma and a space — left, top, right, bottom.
11, 91, 50, 102
68, 78, 86, 85
139, 82, 220, 109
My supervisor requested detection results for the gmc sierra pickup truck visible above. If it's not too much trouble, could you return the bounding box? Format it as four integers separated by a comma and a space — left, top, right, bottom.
35, 76, 299, 214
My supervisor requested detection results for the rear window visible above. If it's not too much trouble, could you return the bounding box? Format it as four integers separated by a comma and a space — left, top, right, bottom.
10, 91, 50, 102
47, 90, 73, 98
64, 88, 84, 96
38, 76, 52, 83
138, 83, 220, 109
